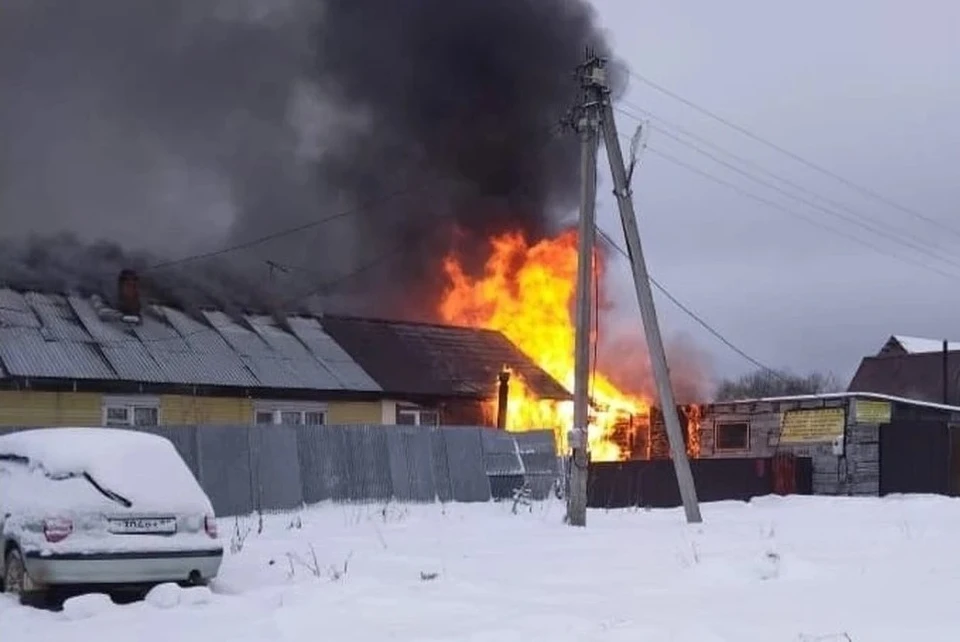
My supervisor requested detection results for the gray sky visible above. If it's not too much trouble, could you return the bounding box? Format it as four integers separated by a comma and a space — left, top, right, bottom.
591, 0, 960, 384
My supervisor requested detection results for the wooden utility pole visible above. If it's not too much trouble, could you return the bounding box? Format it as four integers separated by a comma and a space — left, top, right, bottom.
567, 56, 601, 527
581, 56, 703, 524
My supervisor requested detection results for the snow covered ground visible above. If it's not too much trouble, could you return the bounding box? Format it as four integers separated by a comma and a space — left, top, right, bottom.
2, 495, 959, 641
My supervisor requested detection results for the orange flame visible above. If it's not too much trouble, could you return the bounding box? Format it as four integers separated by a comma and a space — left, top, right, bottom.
682, 404, 702, 459
439, 230, 651, 461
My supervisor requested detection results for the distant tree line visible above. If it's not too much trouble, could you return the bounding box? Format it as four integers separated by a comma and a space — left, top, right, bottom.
714, 368, 842, 401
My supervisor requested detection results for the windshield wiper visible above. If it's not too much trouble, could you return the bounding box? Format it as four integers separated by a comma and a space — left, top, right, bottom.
8, 456, 134, 508
82, 473, 133, 508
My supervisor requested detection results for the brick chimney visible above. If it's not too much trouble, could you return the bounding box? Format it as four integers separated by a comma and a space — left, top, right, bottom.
117, 269, 142, 321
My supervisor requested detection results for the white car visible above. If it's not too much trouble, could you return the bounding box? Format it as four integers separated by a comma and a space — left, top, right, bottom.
0, 427, 223, 604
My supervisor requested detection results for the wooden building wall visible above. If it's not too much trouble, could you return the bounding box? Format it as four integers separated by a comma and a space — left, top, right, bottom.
698, 396, 883, 496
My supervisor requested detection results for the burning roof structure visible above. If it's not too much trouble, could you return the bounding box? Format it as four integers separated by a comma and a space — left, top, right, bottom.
0, 280, 569, 406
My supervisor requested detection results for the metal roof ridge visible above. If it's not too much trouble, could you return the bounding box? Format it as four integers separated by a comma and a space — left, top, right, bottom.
715, 391, 960, 413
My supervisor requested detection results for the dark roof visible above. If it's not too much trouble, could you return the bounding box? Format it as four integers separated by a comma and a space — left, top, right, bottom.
847, 350, 960, 405
878, 335, 960, 356
320, 315, 571, 400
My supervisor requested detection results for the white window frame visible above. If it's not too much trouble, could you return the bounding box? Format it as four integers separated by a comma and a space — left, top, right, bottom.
102, 395, 161, 427
714, 420, 751, 452
253, 401, 327, 426
396, 405, 440, 427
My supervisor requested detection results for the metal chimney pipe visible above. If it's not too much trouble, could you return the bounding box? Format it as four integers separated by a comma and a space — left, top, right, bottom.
117, 269, 142, 321
943, 340, 949, 405
496, 369, 511, 430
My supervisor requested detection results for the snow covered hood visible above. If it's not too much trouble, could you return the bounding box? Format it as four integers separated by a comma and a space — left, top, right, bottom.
0, 427, 213, 515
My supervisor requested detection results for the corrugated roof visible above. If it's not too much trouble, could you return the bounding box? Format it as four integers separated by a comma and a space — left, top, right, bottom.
68, 296, 169, 383
0, 325, 116, 380
319, 315, 570, 400
0, 289, 38, 328
0, 288, 378, 392
245, 315, 345, 390
286, 316, 381, 392
2, 291, 117, 380
0, 288, 558, 401
160, 307, 258, 387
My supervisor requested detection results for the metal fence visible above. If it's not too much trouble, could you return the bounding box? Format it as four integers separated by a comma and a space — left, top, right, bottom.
0, 424, 561, 516
587, 457, 814, 509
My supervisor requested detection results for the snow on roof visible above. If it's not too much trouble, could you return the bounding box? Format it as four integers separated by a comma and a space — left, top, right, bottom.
0, 428, 212, 514
712, 391, 960, 414
892, 335, 960, 354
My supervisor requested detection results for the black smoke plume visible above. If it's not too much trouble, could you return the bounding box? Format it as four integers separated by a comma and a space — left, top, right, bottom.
0, 0, 618, 318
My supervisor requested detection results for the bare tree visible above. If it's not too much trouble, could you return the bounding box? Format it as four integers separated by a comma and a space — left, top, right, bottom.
714, 369, 841, 401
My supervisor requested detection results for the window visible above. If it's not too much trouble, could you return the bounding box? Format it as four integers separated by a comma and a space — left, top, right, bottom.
396, 406, 439, 427
715, 421, 749, 451
254, 403, 326, 426
102, 397, 160, 427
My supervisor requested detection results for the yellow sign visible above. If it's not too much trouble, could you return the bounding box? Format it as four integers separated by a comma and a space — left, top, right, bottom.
854, 399, 892, 425
780, 408, 845, 443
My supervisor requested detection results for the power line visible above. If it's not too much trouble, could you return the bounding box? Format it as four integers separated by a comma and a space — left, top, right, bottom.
594, 225, 784, 379
145, 117, 570, 273
612, 108, 960, 276
623, 101, 960, 265
645, 146, 960, 282
146, 184, 422, 272
620, 66, 960, 239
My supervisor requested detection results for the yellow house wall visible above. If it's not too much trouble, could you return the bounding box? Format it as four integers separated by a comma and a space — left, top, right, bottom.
159, 395, 254, 425
326, 401, 384, 425
0, 391, 102, 427
0, 391, 386, 428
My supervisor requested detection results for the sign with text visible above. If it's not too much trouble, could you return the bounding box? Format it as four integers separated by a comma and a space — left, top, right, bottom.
780, 408, 845, 443
853, 399, 892, 425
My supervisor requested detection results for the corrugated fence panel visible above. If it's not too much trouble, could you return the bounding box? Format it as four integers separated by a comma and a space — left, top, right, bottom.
195, 426, 255, 517
439, 427, 491, 502
296, 424, 333, 504
430, 429, 454, 503
480, 429, 525, 475
134, 425, 201, 479
0, 423, 564, 513
480, 429, 525, 500
301, 424, 355, 502
386, 426, 437, 502
514, 430, 561, 500
250, 425, 304, 511
350, 425, 394, 502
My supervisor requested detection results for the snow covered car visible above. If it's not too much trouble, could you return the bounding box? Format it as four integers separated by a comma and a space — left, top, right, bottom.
0, 427, 222, 603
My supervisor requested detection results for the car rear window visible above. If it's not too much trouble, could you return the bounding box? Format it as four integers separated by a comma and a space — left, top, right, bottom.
0, 428, 212, 514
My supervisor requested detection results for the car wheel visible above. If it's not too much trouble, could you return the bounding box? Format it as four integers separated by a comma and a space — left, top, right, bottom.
4, 548, 41, 605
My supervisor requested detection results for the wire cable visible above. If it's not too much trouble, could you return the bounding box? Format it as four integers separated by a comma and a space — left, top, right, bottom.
594, 225, 783, 378
619, 65, 960, 239
146, 183, 423, 272
645, 146, 960, 282
613, 105, 960, 275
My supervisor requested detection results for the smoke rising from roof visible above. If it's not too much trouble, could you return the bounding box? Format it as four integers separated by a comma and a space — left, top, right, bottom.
0, 0, 617, 317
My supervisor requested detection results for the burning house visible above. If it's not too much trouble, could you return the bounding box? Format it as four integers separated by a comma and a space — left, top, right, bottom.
0, 1, 686, 457
591, 391, 960, 510
0, 271, 569, 430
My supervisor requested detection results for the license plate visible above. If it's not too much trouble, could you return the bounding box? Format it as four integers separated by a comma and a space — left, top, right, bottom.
109, 517, 177, 535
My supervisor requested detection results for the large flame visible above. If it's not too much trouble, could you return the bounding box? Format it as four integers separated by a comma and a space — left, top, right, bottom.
439, 229, 652, 461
